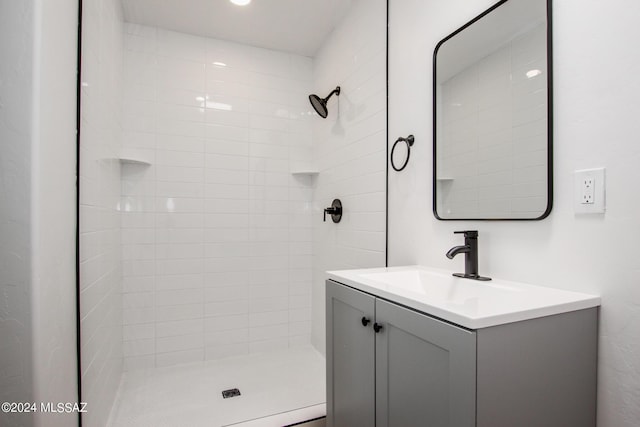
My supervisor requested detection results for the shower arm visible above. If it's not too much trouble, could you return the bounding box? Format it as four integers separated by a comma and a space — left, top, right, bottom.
324, 87, 341, 102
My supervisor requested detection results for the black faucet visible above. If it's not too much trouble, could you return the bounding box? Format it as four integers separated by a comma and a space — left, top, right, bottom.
446, 230, 491, 281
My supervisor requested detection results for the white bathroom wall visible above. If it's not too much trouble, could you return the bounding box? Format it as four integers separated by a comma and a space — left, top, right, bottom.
2, 1, 78, 426
29, 0, 79, 425
79, 0, 124, 425
310, 0, 387, 354
389, 0, 640, 426
0, 0, 35, 425
120, 25, 314, 369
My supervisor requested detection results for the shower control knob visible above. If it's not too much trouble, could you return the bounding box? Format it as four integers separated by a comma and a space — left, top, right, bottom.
323, 199, 343, 223
361, 317, 371, 327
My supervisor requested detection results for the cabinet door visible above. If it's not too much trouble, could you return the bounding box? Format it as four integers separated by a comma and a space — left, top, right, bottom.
326, 280, 376, 427
375, 299, 477, 427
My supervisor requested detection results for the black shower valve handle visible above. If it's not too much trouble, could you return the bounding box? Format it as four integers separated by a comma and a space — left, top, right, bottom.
323, 199, 343, 223
323, 207, 337, 222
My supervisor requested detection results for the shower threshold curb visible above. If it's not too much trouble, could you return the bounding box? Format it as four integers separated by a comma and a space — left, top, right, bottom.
222, 403, 325, 427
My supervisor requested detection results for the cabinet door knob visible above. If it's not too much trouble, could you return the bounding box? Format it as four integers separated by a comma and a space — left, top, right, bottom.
361, 317, 371, 327
373, 322, 383, 333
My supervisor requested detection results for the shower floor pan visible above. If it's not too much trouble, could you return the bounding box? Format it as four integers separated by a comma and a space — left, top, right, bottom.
107, 345, 325, 427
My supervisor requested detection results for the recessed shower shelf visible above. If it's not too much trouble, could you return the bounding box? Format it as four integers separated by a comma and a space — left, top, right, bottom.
118, 149, 152, 166
119, 157, 151, 166
291, 169, 319, 176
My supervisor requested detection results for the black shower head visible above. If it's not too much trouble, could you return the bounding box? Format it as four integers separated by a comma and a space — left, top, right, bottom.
308, 86, 340, 118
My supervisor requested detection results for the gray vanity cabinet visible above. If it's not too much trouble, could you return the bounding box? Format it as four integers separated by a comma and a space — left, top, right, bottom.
326, 279, 598, 427
375, 298, 476, 427
326, 279, 376, 427
326, 280, 476, 427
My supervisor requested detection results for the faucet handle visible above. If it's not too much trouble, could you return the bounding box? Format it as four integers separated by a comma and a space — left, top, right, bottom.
454, 230, 478, 238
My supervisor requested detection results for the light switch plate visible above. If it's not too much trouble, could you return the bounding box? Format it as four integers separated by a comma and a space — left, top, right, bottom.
574, 168, 605, 214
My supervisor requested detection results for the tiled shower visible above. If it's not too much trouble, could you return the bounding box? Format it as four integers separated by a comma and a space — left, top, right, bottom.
119, 24, 315, 370
79, 0, 386, 425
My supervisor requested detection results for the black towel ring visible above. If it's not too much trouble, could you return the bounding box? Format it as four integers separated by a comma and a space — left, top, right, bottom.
390, 135, 415, 172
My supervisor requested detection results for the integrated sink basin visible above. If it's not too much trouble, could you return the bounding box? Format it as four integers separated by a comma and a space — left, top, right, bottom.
327, 266, 600, 329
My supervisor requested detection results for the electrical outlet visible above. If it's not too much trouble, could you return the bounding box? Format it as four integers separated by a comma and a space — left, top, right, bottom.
581, 177, 594, 204
574, 168, 605, 214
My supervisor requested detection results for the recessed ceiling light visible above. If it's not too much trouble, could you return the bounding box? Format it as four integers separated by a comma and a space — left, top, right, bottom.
230, 0, 251, 6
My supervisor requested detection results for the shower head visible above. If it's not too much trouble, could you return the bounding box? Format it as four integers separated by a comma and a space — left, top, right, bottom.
308, 86, 341, 118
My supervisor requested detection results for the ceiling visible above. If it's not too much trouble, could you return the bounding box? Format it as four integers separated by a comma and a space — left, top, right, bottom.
121, 0, 353, 57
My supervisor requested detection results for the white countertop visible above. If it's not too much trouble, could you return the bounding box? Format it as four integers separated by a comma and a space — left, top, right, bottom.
326, 265, 600, 329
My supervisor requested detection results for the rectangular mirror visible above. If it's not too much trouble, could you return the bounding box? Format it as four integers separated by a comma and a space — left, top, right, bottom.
433, 0, 552, 220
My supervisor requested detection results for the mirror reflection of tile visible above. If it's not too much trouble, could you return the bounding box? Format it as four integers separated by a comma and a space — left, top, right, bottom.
435, 0, 550, 220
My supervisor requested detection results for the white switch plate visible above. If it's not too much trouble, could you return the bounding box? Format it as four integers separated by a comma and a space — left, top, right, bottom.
574, 168, 605, 214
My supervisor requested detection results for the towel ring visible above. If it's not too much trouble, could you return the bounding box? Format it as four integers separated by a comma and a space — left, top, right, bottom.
390, 135, 415, 172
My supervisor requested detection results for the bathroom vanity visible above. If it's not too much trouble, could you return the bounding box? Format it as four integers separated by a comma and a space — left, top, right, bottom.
325, 266, 600, 427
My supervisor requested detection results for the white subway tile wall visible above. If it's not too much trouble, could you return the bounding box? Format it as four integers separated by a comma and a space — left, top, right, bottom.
121, 24, 314, 369
79, 0, 124, 425
437, 25, 547, 218
310, 0, 387, 354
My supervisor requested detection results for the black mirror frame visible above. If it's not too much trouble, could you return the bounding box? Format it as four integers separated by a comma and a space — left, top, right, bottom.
432, 0, 553, 221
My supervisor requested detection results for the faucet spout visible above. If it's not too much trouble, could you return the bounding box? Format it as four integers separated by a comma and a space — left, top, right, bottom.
446, 245, 470, 259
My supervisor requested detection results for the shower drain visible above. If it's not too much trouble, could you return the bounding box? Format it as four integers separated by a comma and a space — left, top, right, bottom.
221, 388, 241, 399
